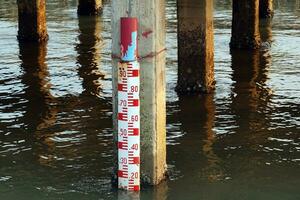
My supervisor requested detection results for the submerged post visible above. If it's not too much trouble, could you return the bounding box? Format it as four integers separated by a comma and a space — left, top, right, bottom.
112, 0, 167, 186
78, 0, 102, 15
17, 0, 48, 42
260, 0, 274, 18
176, 0, 215, 94
230, 0, 261, 49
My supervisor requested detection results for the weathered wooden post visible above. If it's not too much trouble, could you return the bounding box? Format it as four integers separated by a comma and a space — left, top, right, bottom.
176, 0, 215, 94
260, 0, 274, 18
230, 0, 261, 49
17, 0, 48, 42
112, 0, 166, 187
78, 0, 102, 15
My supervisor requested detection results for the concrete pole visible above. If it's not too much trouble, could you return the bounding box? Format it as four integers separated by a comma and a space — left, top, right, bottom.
176, 0, 215, 94
260, 18, 273, 44
17, 0, 48, 42
230, 0, 261, 49
78, 0, 102, 15
112, 0, 166, 185
260, 0, 274, 18
231, 50, 260, 110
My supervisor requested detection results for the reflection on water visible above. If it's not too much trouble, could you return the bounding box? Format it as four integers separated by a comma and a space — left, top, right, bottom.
229, 48, 273, 158
201, 95, 223, 182
19, 42, 59, 167
175, 94, 223, 182
166, 95, 225, 199
260, 18, 273, 43
231, 49, 272, 114
77, 16, 104, 97
0, 0, 300, 199
19, 42, 57, 133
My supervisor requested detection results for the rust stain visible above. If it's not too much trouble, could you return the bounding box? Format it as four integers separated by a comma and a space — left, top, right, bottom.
112, 54, 121, 59
138, 48, 167, 60
113, 48, 166, 61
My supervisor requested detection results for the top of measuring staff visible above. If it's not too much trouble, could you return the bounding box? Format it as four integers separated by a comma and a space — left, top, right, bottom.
121, 17, 138, 62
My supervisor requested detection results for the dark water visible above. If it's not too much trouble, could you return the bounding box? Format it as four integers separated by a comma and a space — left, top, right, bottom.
0, 0, 299, 199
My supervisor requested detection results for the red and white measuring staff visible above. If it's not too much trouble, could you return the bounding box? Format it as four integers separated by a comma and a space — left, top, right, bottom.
118, 17, 140, 191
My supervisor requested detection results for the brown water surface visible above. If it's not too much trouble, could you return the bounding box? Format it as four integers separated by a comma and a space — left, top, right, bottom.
0, 0, 299, 199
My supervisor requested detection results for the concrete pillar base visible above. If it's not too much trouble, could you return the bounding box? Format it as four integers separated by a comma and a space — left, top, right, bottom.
78, 0, 102, 15
230, 37, 261, 50
230, 0, 261, 50
175, 82, 215, 95
260, 0, 274, 18
176, 0, 215, 95
17, 0, 48, 42
17, 33, 49, 43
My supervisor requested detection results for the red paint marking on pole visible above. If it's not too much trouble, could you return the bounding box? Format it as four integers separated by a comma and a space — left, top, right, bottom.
118, 170, 128, 178
112, 54, 121, 59
128, 128, 139, 136
114, 48, 167, 61
121, 18, 138, 61
128, 99, 139, 107
118, 113, 128, 121
118, 83, 127, 92
127, 63, 133, 68
118, 142, 128, 150
138, 48, 167, 61
128, 157, 140, 164
128, 69, 139, 77
142, 30, 153, 38
128, 185, 140, 191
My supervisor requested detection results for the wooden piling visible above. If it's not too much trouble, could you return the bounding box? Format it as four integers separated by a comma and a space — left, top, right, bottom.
17, 0, 48, 42
230, 0, 261, 49
260, 0, 274, 18
176, 0, 215, 95
78, 0, 102, 15
112, 0, 166, 185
